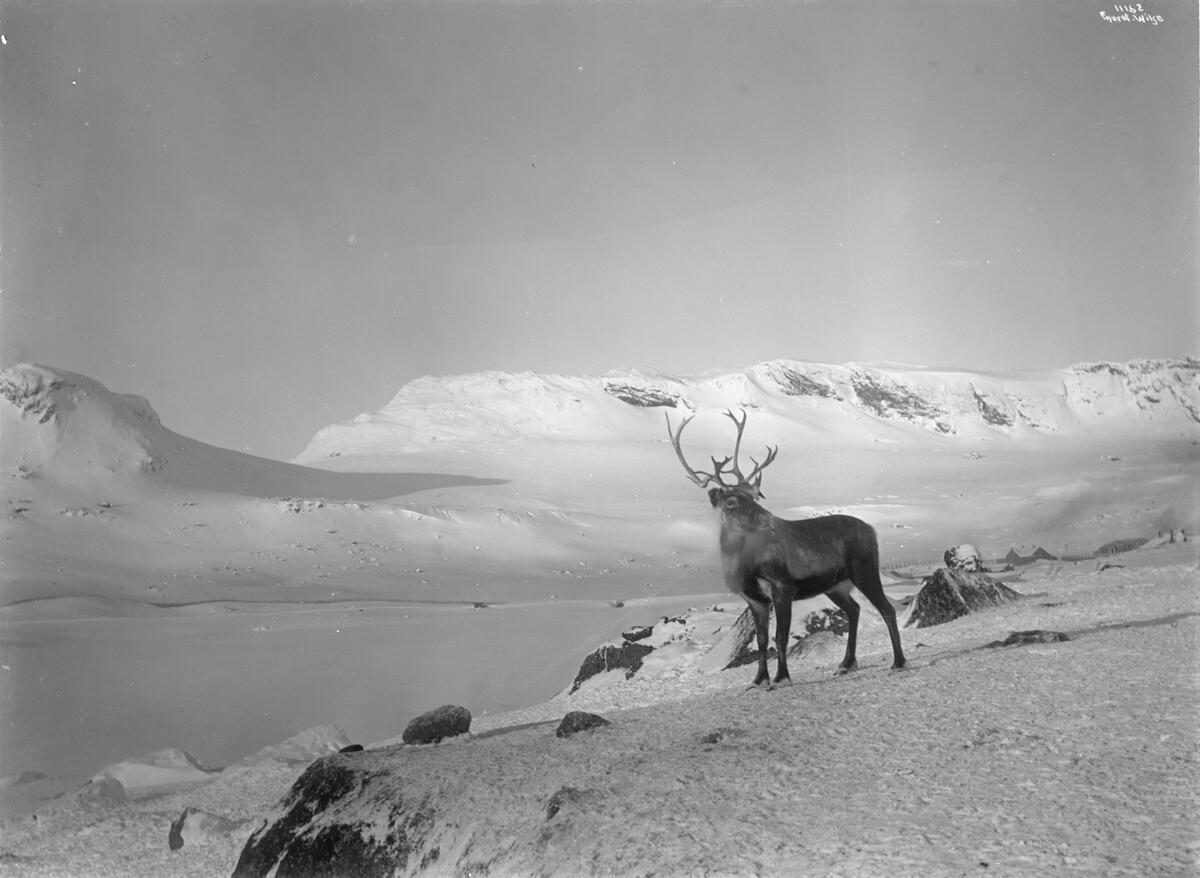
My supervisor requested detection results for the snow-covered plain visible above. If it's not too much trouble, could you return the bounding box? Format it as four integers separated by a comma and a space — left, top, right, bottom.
0, 359, 1197, 875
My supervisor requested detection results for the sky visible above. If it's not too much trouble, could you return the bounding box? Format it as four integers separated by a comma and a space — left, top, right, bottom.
2, 0, 1196, 460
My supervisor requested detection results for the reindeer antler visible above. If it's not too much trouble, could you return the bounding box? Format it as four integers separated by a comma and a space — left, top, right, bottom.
666, 410, 779, 492
721, 409, 778, 490
744, 445, 778, 489
665, 413, 729, 488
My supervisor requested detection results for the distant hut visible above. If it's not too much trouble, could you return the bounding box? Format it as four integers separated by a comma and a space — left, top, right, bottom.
1004, 546, 1059, 566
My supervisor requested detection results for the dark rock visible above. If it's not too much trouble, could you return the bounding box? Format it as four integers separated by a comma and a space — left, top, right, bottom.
569, 641, 653, 693
555, 711, 611, 738
985, 630, 1071, 648
905, 568, 1023, 629
973, 388, 1014, 426
338, 744, 364, 754
168, 807, 244, 850
602, 383, 684, 408
850, 371, 947, 425
401, 705, 471, 745
944, 544, 985, 572
765, 364, 841, 399
232, 755, 435, 878
621, 624, 654, 642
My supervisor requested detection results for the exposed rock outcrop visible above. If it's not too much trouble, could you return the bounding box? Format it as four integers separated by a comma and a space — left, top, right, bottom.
602, 382, 685, 409
232, 754, 428, 878
905, 569, 1023, 628
569, 641, 654, 693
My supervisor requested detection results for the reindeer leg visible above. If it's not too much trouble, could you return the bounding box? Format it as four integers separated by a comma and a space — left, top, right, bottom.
825, 584, 860, 675
771, 597, 792, 686
851, 569, 908, 671
745, 597, 772, 689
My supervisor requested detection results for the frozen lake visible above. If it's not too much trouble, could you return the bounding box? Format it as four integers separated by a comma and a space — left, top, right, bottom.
0, 595, 710, 813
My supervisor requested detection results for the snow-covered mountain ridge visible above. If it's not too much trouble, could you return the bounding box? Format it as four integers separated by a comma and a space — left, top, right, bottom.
296, 357, 1199, 460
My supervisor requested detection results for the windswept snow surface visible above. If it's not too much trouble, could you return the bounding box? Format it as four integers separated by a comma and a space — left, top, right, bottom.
0, 548, 1196, 877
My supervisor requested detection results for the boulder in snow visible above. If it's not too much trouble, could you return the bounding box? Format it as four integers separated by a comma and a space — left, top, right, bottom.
402, 705, 471, 745
555, 711, 611, 738
568, 641, 654, 693
944, 544, 985, 572
621, 624, 654, 642
905, 569, 1022, 628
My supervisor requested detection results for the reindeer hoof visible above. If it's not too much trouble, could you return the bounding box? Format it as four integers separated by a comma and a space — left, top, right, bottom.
771, 677, 792, 688
834, 661, 857, 676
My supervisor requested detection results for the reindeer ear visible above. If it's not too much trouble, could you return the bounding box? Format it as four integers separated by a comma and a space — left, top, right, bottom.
707, 487, 721, 507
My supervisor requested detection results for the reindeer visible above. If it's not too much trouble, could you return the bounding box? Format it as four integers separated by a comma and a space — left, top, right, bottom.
666, 410, 907, 689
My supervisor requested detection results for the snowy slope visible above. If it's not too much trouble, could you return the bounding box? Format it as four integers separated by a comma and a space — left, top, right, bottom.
295, 358, 1200, 459
0, 364, 494, 501
284, 356, 1199, 564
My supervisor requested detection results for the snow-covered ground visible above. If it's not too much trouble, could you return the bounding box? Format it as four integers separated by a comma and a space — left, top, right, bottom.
0, 547, 1196, 876
0, 360, 1196, 875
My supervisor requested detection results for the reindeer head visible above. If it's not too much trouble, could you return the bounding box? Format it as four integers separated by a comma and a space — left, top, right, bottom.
665, 410, 778, 519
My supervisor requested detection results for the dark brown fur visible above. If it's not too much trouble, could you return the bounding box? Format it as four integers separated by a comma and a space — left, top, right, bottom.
711, 487, 907, 687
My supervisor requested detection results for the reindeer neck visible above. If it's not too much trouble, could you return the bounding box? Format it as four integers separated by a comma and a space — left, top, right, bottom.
717, 502, 774, 536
